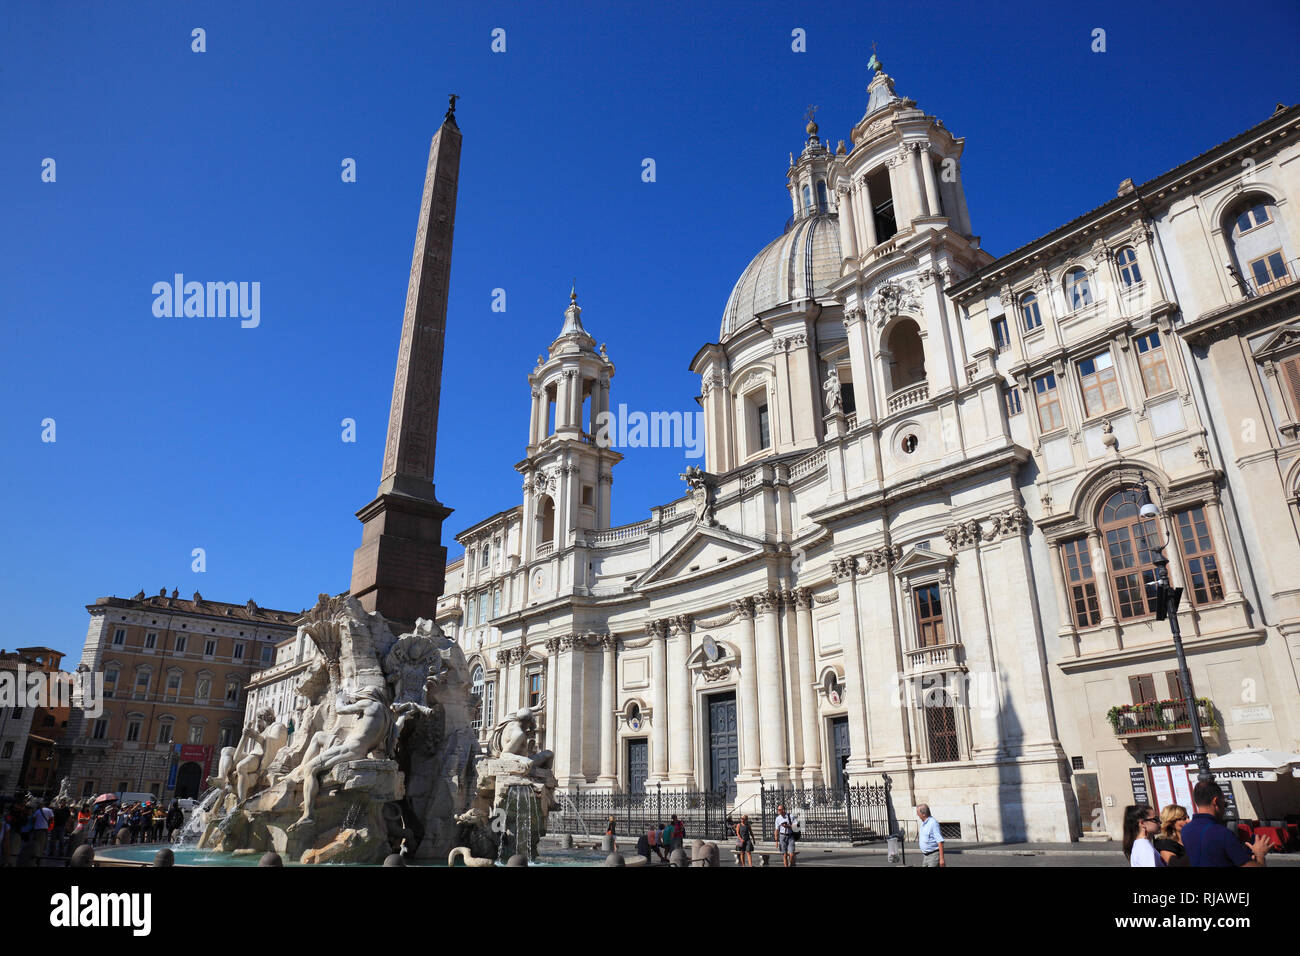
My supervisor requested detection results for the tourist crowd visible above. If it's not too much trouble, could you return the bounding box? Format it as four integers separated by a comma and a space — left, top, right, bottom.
1124, 780, 1275, 867
0, 793, 186, 866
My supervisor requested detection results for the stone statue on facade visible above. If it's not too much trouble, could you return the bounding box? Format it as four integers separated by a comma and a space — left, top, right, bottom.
679, 465, 717, 527
824, 365, 843, 412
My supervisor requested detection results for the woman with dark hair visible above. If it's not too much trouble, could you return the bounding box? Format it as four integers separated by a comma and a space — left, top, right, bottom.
1123, 804, 1164, 867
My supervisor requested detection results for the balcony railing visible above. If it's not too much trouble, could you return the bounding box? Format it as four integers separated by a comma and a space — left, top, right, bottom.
534, 541, 555, 559
905, 640, 962, 670
1106, 698, 1218, 738
1235, 255, 1298, 299
887, 381, 929, 414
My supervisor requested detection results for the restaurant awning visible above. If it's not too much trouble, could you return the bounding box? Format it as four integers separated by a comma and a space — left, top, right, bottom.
1208, 747, 1300, 782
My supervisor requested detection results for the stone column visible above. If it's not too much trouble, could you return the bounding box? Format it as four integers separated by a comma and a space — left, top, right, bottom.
667, 615, 695, 786
557, 634, 586, 787
836, 184, 859, 260
597, 636, 618, 788
857, 176, 877, 250
544, 638, 560, 754
753, 590, 789, 779
647, 620, 669, 782
1087, 531, 1117, 627
907, 144, 929, 218
833, 557, 872, 776
919, 147, 941, 218
528, 386, 542, 447
794, 588, 823, 785
1200, 495, 1242, 602
733, 599, 762, 777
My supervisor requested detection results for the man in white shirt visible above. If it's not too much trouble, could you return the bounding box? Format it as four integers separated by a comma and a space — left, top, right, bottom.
917, 804, 945, 868
774, 804, 796, 867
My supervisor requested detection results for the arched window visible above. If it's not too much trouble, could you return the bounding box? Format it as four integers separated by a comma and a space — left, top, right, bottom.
538, 495, 555, 545
1065, 267, 1093, 311
1226, 197, 1292, 295
1020, 292, 1043, 332
470, 666, 485, 730
1099, 489, 1163, 620
802, 185, 813, 209
884, 319, 926, 392
1115, 246, 1142, 287
816, 180, 828, 210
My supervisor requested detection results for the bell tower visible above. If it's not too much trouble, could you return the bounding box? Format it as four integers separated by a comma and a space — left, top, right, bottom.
517, 290, 621, 584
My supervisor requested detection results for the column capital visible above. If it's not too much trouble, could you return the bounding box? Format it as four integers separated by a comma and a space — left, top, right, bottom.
793, 586, 814, 609
598, 634, 617, 651
644, 619, 669, 640
752, 589, 780, 615
830, 556, 858, 583
729, 597, 755, 620
668, 614, 692, 636
543, 637, 562, 654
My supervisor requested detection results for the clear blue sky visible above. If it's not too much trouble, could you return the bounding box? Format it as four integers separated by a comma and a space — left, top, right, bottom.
3, 0, 1297, 662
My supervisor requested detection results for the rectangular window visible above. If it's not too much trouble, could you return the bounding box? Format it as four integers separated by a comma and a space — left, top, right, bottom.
992, 315, 1011, 352
1003, 386, 1023, 417
1078, 351, 1122, 417
1106, 516, 1162, 619
841, 381, 856, 415
1176, 507, 1225, 606
914, 583, 946, 648
175, 635, 187, 653
527, 672, 542, 709
1, 741, 12, 759
104, 669, 119, 697
482, 544, 491, 569
478, 592, 489, 625
757, 403, 770, 450
492, 588, 501, 618
1248, 250, 1291, 295
483, 681, 496, 730
92, 718, 108, 740
126, 720, 141, 743
165, 673, 181, 701
219, 727, 236, 748
113, 628, 126, 645
144, 632, 157, 649
1060, 539, 1101, 627
1133, 331, 1173, 396
225, 681, 239, 702
261, 645, 274, 664
1166, 670, 1186, 700
204, 639, 216, 657
466, 600, 476, 628
1117, 247, 1143, 287
233, 643, 245, 660
1033, 371, 1064, 432
188, 725, 204, 744
156, 723, 173, 744
134, 671, 150, 695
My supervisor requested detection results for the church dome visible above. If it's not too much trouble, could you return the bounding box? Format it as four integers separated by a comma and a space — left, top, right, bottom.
720, 212, 841, 341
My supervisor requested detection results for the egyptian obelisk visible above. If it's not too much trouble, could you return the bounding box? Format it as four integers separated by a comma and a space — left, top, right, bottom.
349, 96, 461, 624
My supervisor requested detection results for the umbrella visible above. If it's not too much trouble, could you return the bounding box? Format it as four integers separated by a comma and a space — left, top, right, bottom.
93, 793, 118, 804
1208, 748, 1294, 777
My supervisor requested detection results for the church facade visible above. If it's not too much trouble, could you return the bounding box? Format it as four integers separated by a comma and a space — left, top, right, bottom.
432, 70, 1300, 842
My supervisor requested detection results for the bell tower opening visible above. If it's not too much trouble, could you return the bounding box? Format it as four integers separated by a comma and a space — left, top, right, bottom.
867, 166, 897, 243
883, 319, 926, 392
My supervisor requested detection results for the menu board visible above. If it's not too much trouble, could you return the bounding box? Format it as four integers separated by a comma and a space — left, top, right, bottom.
1151, 764, 1177, 810
1129, 767, 1150, 806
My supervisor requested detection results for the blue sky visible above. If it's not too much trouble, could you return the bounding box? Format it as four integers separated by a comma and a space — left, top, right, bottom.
3, 0, 1297, 662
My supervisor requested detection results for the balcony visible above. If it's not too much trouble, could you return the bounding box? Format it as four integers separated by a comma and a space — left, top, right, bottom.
905, 640, 963, 672
1107, 698, 1218, 740
887, 381, 929, 414
534, 541, 555, 559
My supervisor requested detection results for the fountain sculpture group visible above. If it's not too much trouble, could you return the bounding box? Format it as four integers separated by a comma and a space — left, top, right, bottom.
189, 593, 558, 865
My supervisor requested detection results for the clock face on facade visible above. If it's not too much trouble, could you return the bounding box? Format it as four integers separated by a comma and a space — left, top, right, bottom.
702, 635, 719, 662
530, 568, 547, 594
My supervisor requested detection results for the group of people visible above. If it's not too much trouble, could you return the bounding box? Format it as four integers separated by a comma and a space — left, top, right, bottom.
1125, 780, 1274, 867
606, 814, 688, 864
0, 793, 186, 866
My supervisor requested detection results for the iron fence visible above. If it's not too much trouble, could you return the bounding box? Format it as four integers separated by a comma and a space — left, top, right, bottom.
759, 780, 893, 844
549, 785, 731, 842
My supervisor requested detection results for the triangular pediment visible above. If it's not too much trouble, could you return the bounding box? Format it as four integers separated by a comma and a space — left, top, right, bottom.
1254, 324, 1300, 360
634, 525, 766, 591
891, 544, 952, 576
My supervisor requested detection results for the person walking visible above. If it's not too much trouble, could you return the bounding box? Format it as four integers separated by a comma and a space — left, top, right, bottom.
1123, 804, 1164, 867
659, 820, 674, 855
734, 813, 755, 867
152, 804, 166, 842
671, 814, 685, 847
92, 807, 109, 846
1181, 780, 1271, 867
604, 815, 617, 851
646, 823, 666, 862
916, 804, 945, 868
49, 802, 70, 858
128, 803, 143, 844
1154, 804, 1190, 867
30, 801, 54, 861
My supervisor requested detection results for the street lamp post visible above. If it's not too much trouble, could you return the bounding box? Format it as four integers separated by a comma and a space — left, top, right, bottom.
1136, 478, 1214, 785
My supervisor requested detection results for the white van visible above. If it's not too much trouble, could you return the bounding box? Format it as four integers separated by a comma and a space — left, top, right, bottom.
116, 791, 158, 805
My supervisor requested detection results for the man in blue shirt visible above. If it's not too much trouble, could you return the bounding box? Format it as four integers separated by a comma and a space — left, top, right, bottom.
917, 804, 945, 868
1181, 780, 1271, 867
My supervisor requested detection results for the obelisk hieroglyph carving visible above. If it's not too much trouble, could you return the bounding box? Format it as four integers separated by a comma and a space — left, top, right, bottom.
350, 97, 461, 625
